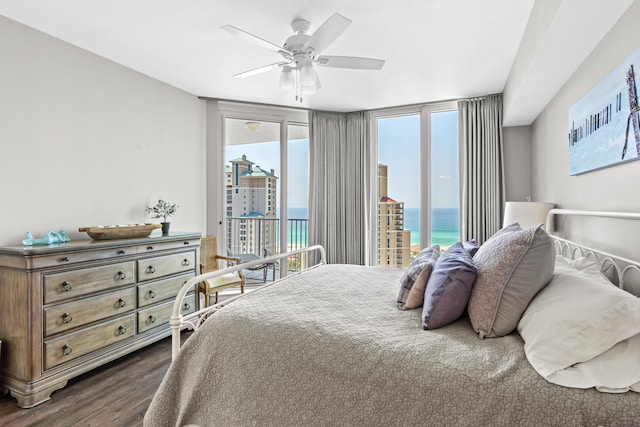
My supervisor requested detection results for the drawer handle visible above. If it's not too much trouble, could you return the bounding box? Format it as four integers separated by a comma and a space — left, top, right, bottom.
62, 344, 73, 356
181, 259, 190, 266
62, 312, 73, 324
61, 281, 72, 292
60, 257, 70, 263
183, 302, 191, 311
116, 271, 127, 280
147, 246, 154, 251
146, 266, 156, 274
148, 315, 156, 324
117, 250, 126, 255
183, 241, 190, 245
117, 325, 127, 335
117, 298, 127, 308
148, 290, 156, 299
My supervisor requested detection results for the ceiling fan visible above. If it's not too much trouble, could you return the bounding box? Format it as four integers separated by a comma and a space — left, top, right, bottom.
221, 13, 385, 102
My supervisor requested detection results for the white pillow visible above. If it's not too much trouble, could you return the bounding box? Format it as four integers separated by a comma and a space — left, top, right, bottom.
553, 254, 606, 277
517, 256, 640, 384
546, 332, 640, 393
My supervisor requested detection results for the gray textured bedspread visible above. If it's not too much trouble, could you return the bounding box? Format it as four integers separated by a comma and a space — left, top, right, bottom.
144, 264, 640, 426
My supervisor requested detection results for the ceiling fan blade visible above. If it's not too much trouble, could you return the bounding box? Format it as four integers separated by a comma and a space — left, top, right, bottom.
302, 13, 351, 54
221, 25, 292, 56
317, 55, 385, 70
233, 62, 289, 78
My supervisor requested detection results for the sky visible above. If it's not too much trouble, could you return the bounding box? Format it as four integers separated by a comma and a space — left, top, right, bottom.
377, 111, 459, 209
226, 110, 460, 210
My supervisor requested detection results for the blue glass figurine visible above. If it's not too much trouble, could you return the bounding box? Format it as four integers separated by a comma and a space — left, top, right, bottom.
22, 230, 70, 246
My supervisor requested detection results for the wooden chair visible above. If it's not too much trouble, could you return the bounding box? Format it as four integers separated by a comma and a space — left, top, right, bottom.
197, 236, 245, 308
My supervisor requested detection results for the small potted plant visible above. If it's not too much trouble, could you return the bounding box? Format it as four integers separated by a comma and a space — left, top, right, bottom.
146, 198, 179, 235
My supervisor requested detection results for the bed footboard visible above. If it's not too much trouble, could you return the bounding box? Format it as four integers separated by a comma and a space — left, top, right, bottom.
170, 244, 326, 360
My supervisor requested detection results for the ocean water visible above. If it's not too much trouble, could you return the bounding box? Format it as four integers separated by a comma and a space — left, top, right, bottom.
284, 207, 460, 248
405, 207, 460, 247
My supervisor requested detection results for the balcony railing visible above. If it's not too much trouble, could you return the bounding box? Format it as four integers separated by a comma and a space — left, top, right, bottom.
225, 217, 309, 273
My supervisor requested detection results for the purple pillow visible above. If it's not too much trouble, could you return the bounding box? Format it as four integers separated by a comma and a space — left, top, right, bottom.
462, 239, 479, 257
422, 242, 478, 330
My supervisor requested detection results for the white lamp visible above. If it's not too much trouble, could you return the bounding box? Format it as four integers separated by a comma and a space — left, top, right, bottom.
279, 67, 294, 90
300, 61, 315, 86
503, 201, 555, 229
245, 121, 262, 132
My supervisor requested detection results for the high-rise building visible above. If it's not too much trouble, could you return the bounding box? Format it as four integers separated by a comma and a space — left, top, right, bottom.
378, 164, 411, 268
225, 155, 278, 254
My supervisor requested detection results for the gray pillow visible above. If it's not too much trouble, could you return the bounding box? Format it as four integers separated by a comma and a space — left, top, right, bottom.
397, 245, 440, 310
468, 223, 555, 338
422, 242, 477, 329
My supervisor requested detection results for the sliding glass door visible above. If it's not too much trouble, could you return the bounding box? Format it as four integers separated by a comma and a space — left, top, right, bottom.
223, 117, 309, 274
224, 119, 281, 257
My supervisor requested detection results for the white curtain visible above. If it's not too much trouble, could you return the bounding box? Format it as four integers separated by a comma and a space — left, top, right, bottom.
308, 110, 373, 265
459, 94, 505, 244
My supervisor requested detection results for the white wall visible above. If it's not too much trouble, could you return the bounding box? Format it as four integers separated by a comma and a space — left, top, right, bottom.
503, 125, 532, 202
0, 16, 207, 247
530, 2, 640, 257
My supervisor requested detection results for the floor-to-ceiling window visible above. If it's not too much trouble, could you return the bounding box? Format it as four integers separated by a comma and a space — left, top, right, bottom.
377, 114, 420, 268
223, 115, 309, 276
427, 107, 460, 249
287, 123, 309, 271
375, 102, 459, 268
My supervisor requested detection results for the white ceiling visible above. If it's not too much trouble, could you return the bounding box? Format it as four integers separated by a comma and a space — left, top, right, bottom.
0, 0, 634, 125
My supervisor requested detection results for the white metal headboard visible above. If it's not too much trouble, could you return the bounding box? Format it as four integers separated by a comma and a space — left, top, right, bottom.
546, 209, 640, 297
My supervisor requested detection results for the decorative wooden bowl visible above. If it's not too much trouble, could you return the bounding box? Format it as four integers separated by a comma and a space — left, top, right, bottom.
79, 223, 162, 240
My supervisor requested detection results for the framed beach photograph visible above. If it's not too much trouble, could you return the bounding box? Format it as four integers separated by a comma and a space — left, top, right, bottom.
568, 46, 640, 175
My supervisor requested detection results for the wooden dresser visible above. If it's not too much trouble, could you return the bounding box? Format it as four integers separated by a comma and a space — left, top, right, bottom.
0, 231, 201, 408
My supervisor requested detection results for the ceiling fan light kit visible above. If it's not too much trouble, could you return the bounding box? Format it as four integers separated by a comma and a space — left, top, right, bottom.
221, 13, 385, 103
279, 66, 294, 90
300, 61, 315, 86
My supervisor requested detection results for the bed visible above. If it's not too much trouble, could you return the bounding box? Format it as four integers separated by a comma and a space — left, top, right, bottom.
144, 209, 640, 426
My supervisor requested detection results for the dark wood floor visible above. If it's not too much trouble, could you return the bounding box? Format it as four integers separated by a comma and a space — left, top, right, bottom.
0, 335, 175, 427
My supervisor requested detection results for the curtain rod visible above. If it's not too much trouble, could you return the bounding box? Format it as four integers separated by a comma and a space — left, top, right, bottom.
198, 92, 503, 114
197, 96, 310, 112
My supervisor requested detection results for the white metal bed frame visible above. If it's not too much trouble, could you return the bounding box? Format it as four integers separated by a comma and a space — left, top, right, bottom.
169, 209, 640, 360
169, 244, 326, 360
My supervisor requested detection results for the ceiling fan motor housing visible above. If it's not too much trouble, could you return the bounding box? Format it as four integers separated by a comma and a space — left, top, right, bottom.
290, 18, 311, 34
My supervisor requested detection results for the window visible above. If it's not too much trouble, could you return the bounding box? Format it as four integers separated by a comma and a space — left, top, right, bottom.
429, 109, 460, 248
225, 119, 280, 257
286, 123, 309, 271
222, 114, 309, 276
377, 114, 420, 269
375, 102, 459, 268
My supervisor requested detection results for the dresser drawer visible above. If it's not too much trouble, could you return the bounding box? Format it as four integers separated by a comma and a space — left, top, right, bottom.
44, 287, 136, 337
136, 238, 199, 255
137, 294, 196, 334
27, 246, 137, 270
43, 314, 135, 370
43, 262, 135, 304
137, 252, 195, 282
137, 272, 196, 308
